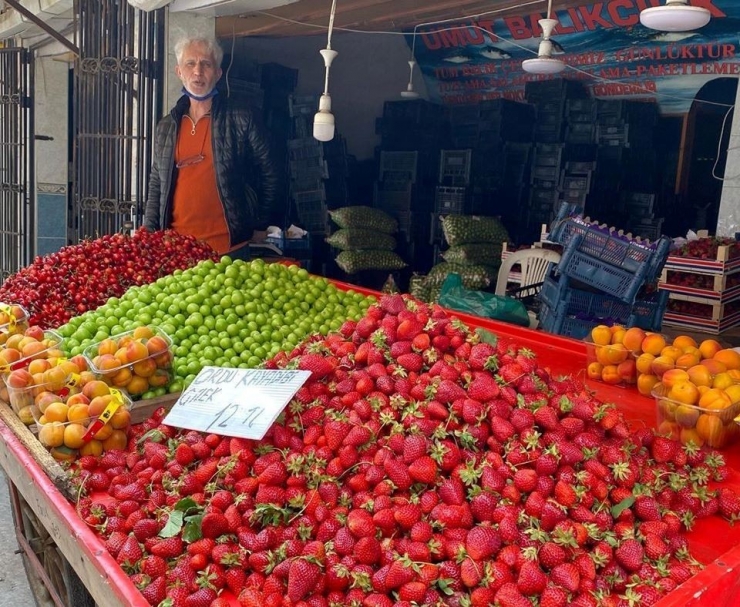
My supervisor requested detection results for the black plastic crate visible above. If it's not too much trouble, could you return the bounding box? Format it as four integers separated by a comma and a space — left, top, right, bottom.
532, 165, 560, 181
383, 99, 446, 124
565, 161, 597, 174
434, 186, 466, 213
439, 150, 472, 186
288, 138, 324, 161
561, 174, 592, 191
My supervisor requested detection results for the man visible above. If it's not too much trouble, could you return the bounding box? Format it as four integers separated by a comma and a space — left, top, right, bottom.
144, 36, 279, 257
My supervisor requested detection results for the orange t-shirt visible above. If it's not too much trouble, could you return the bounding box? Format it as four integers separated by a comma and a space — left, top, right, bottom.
171, 115, 232, 254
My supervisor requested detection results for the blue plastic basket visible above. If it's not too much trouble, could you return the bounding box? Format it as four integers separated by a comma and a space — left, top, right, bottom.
537, 272, 668, 337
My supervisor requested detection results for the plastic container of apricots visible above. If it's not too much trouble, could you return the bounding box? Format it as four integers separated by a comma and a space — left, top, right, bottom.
0, 303, 30, 346
652, 383, 740, 450
83, 325, 173, 400
32, 381, 134, 462
585, 338, 637, 387
0, 328, 64, 374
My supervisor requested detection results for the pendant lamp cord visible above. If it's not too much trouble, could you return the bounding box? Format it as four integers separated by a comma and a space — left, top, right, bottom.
323, 0, 338, 95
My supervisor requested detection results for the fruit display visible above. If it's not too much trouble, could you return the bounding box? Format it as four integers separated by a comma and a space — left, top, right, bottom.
83, 326, 173, 399
65, 294, 740, 607
0, 230, 217, 329
57, 259, 373, 395
0, 303, 30, 346
673, 236, 739, 260
585, 324, 663, 387
34, 380, 133, 462
663, 270, 740, 291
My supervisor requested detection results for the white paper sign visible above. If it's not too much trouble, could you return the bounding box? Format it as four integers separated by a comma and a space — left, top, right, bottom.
162, 366, 311, 440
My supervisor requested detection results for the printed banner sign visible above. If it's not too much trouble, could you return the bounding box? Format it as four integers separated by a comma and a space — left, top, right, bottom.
410, 0, 740, 112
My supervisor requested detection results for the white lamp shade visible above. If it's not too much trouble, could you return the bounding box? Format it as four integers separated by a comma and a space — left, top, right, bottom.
639, 4, 710, 31
522, 56, 566, 75
313, 110, 335, 141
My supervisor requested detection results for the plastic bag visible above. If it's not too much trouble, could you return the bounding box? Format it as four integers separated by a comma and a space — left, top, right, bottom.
326, 228, 397, 251
426, 262, 498, 290
329, 206, 398, 234
336, 250, 407, 274
441, 243, 503, 266
441, 215, 509, 247
438, 274, 530, 327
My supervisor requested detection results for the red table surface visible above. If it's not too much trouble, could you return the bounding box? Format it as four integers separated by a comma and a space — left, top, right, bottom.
0, 281, 738, 606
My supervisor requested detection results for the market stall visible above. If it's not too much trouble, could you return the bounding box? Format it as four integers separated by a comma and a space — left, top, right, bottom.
1, 255, 740, 606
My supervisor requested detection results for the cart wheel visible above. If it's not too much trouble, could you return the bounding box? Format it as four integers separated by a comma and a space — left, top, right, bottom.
13, 488, 95, 607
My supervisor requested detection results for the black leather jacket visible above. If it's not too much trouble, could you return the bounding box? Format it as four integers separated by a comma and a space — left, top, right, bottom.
144, 94, 279, 248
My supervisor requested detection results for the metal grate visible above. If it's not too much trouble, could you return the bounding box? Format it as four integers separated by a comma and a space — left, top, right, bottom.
0, 45, 34, 285
71, 0, 165, 241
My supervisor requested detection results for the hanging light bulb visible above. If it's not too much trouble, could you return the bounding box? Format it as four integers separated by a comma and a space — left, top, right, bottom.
639, 0, 710, 32
401, 59, 420, 99
314, 0, 338, 142
522, 13, 566, 75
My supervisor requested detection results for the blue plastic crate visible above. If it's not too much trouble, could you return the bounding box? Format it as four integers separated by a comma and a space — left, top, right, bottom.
265, 234, 312, 251
537, 273, 668, 337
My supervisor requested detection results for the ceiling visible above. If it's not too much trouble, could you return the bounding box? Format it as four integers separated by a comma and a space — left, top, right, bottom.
215, 0, 578, 38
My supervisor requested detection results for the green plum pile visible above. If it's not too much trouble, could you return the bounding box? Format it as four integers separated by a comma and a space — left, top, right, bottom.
57, 258, 372, 397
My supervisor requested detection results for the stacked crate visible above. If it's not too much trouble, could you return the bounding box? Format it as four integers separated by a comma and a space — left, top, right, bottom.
538, 204, 671, 338
621, 192, 664, 241
658, 235, 740, 334
287, 95, 349, 236
374, 151, 418, 238
528, 144, 563, 230
565, 99, 597, 145
559, 161, 596, 209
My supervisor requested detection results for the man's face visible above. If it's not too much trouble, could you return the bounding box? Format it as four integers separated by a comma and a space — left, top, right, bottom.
176, 42, 222, 97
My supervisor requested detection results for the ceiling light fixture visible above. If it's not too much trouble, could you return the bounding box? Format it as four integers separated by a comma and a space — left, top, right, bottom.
639, 0, 710, 32
521, 0, 565, 75
313, 0, 338, 142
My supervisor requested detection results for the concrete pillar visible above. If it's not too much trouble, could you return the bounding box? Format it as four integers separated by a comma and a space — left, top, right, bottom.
164, 11, 216, 113
717, 86, 740, 238
34, 49, 71, 255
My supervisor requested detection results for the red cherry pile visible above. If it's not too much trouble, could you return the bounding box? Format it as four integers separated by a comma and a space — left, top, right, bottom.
72, 294, 740, 607
0, 230, 217, 328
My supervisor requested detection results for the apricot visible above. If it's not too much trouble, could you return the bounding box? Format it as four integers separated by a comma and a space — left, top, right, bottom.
125, 375, 149, 396
673, 335, 698, 350
675, 404, 701, 428
27, 359, 50, 375
601, 364, 621, 385
591, 325, 612, 346
148, 368, 170, 388
641, 333, 667, 356
724, 384, 740, 405
622, 327, 647, 353
712, 372, 735, 391
63, 423, 88, 450
38, 421, 65, 448
657, 420, 681, 441
701, 358, 727, 376
617, 359, 637, 384
44, 402, 69, 423
110, 407, 131, 430
661, 368, 690, 388
66, 393, 91, 407
79, 440, 103, 457
91, 422, 113, 441
133, 326, 155, 340
103, 429, 128, 451
699, 339, 723, 360
713, 349, 740, 371
111, 367, 133, 388
611, 327, 627, 346
679, 427, 704, 447
21, 341, 48, 360
132, 357, 157, 378
637, 373, 659, 396
96, 338, 118, 356
145, 335, 170, 356
67, 403, 91, 424
660, 345, 683, 361
667, 381, 700, 406
69, 355, 89, 373
674, 353, 701, 370
82, 380, 111, 400
50, 446, 78, 463
5, 369, 34, 389
635, 353, 656, 375
88, 394, 113, 418
650, 355, 675, 377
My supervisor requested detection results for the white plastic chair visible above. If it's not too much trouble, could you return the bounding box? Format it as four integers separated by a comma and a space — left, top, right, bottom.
495, 248, 562, 328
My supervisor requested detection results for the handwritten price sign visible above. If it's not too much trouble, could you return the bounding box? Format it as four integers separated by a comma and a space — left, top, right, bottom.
162, 367, 311, 440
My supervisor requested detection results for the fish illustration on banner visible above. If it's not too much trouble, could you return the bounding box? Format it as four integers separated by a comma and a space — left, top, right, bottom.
408, 0, 739, 112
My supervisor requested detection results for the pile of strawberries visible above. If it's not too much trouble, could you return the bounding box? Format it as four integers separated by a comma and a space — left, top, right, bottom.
72, 294, 740, 607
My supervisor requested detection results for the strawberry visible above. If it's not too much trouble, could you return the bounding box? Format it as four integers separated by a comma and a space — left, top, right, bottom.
615, 538, 644, 572
550, 562, 580, 593
347, 508, 376, 538
517, 560, 547, 596
201, 512, 229, 539
540, 584, 568, 607
643, 533, 669, 560
287, 558, 321, 602
651, 436, 679, 464
396, 353, 423, 373
141, 576, 167, 606
298, 353, 335, 379
116, 535, 143, 569
403, 434, 428, 462
184, 587, 217, 607
513, 469, 538, 493
132, 518, 160, 542
466, 525, 501, 560
538, 542, 567, 569
150, 537, 184, 559
408, 456, 438, 484
718, 488, 740, 522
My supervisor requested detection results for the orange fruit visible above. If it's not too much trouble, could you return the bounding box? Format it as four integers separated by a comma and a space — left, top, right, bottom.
102, 429, 128, 451
657, 420, 681, 440
601, 365, 621, 385
679, 427, 704, 447
44, 402, 69, 423
133, 326, 155, 340
650, 355, 675, 377
587, 362, 604, 381
698, 388, 732, 410
635, 353, 656, 375
641, 333, 667, 356
673, 335, 698, 350
724, 384, 740, 405
660, 345, 683, 361
79, 440, 103, 457
712, 372, 735, 391
667, 381, 699, 406
38, 421, 65, 448
696, 414, 724, 443
674, 404, 701, 428
610, 327, 627, 345
67, 403, 91, 424
699, 339, 723, 360
622, 327, 647, 353
637, 373, 659, 396
63, 423, 88, 450
701, 358, 727, 376
591, 325, 612, 347
713, 349, 740, 371
674, 352, 701, 370
661, 368, 690, 388
602, 344, 629, 365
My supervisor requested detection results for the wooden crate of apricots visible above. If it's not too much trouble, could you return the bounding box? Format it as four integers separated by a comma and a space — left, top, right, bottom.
586, 324, 740, 449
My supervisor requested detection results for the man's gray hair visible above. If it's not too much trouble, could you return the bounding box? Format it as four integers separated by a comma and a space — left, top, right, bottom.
174, 36, 224, 68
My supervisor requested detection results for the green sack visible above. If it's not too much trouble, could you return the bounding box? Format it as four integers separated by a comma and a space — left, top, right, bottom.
441, 243, 503, 266
335, 250, 407, 274
438, 273, 530, 327
326, 228, 397, 251
441, 215, 510, 247
329, 206, 398, 234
